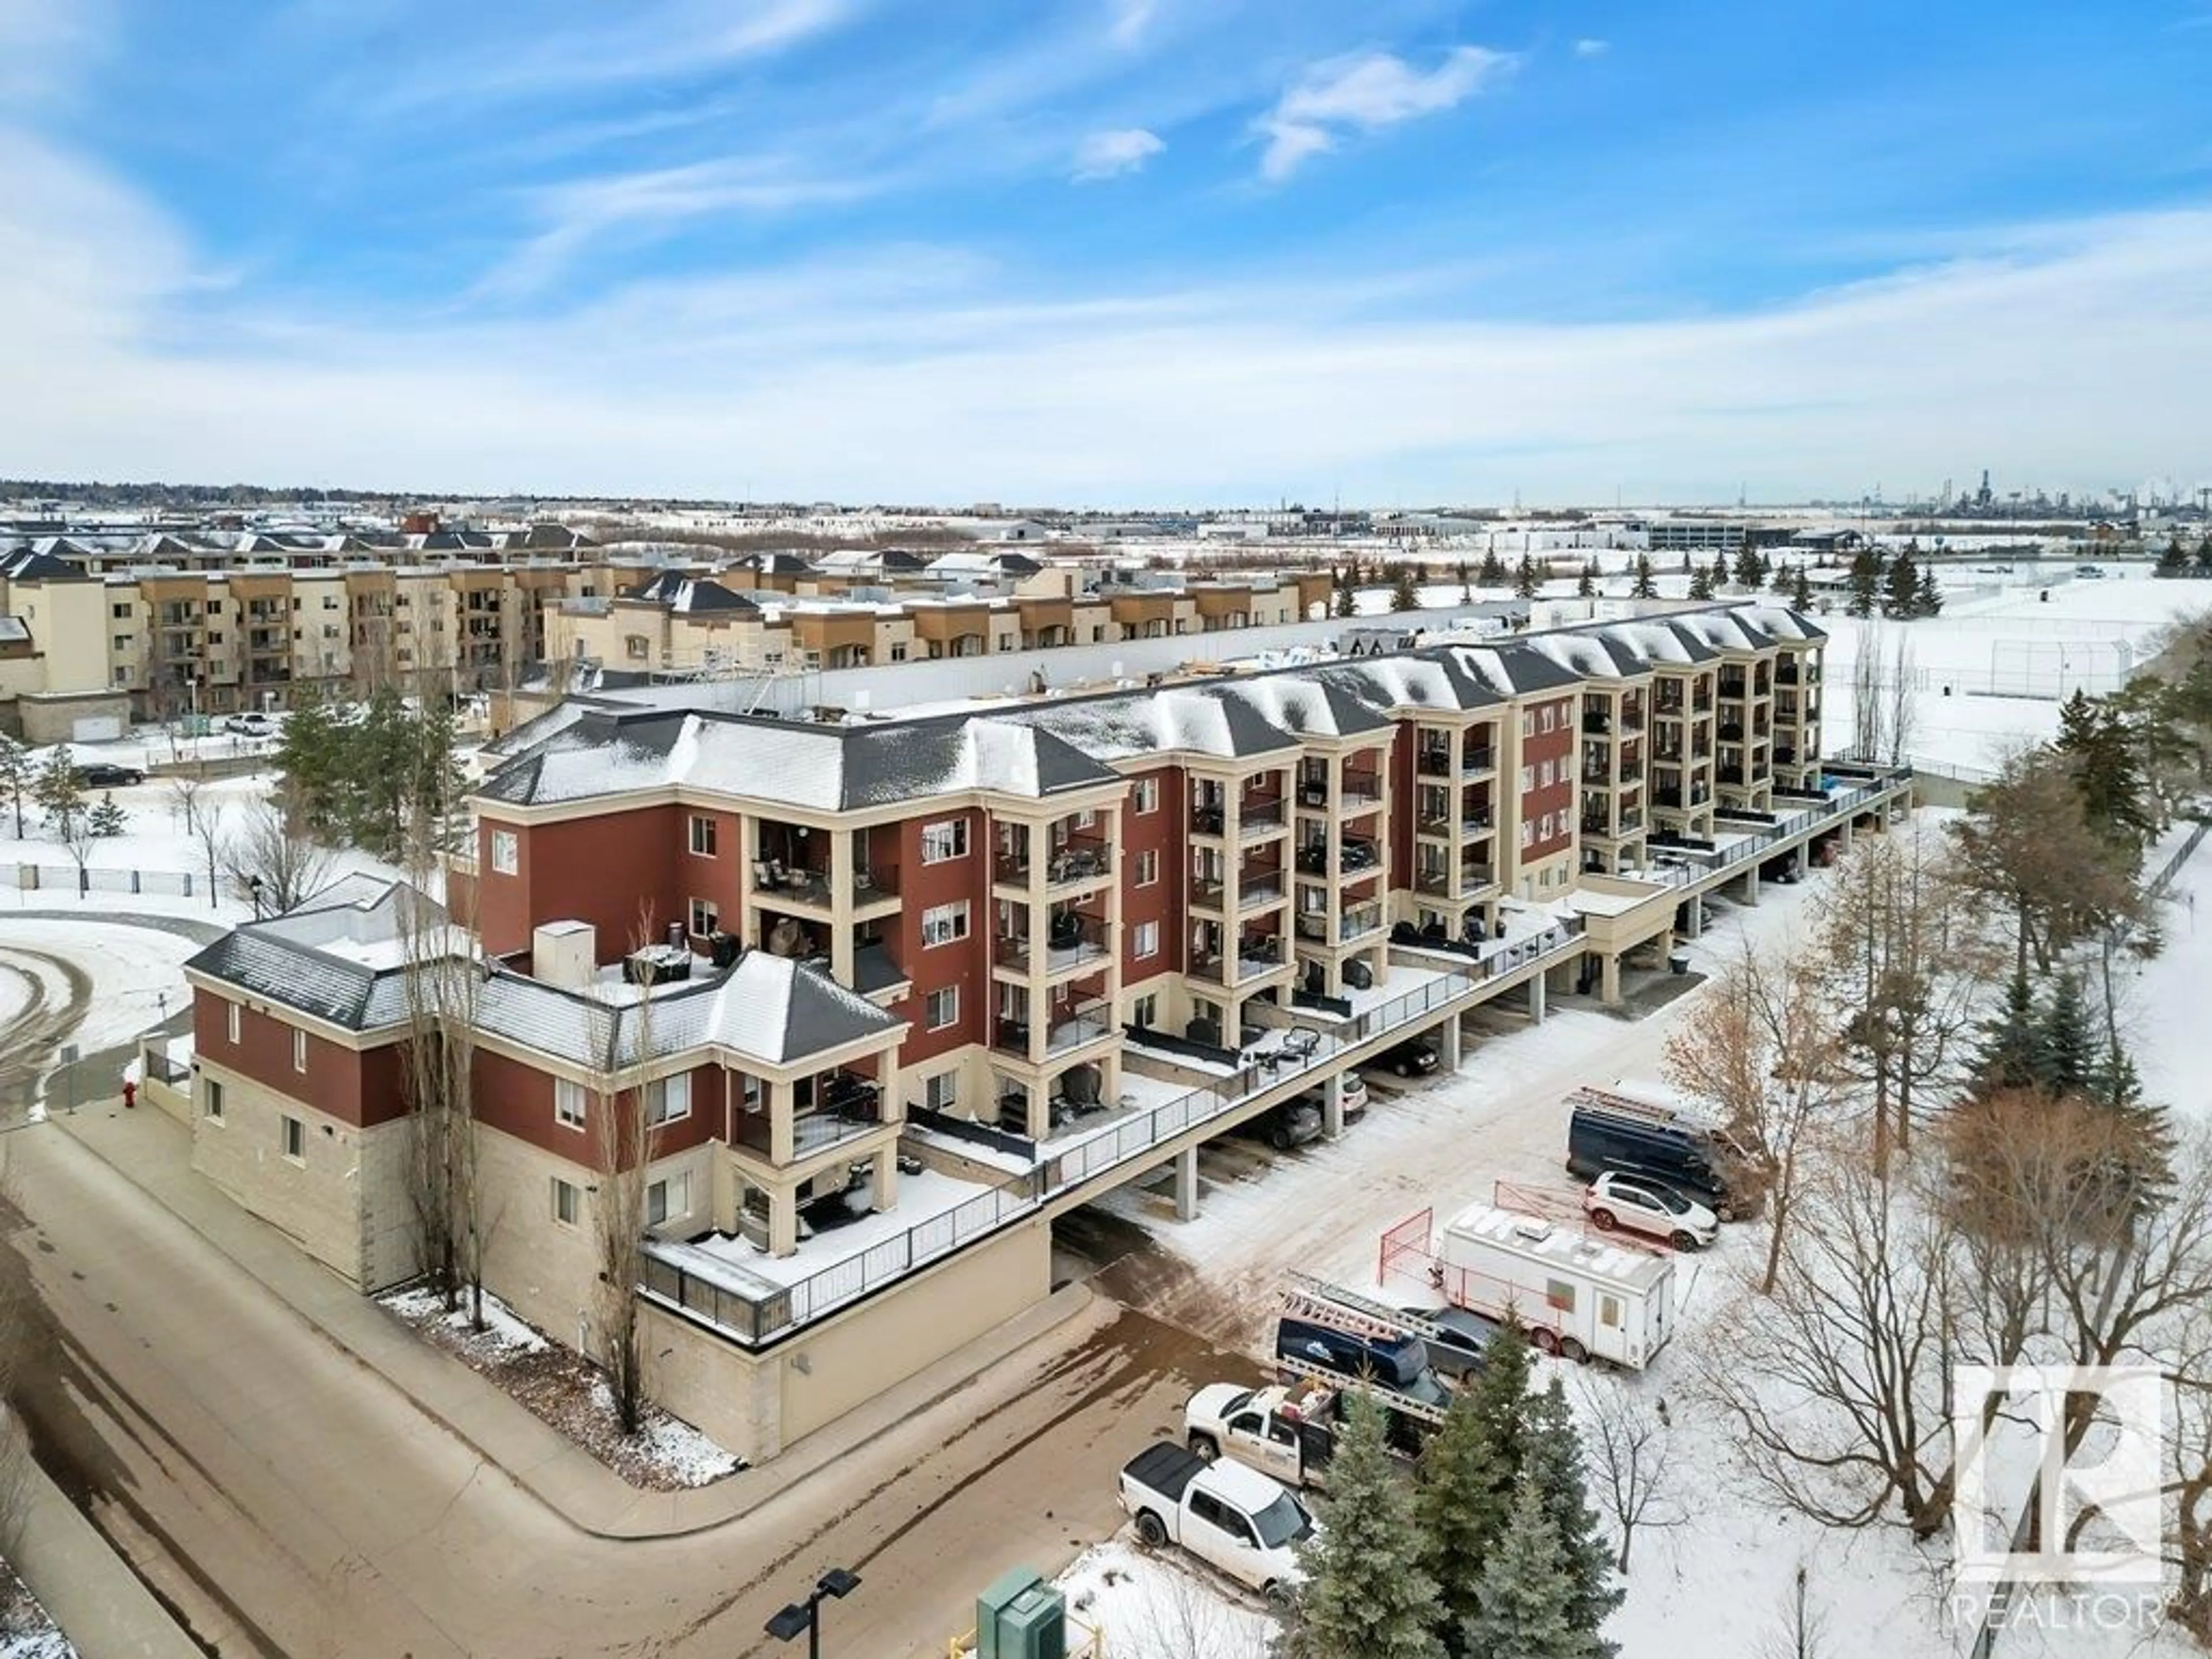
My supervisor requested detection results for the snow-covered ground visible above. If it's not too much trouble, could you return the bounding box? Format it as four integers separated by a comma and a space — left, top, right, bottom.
1054, 1540, 1271, 1659
0, 920, 199, 1056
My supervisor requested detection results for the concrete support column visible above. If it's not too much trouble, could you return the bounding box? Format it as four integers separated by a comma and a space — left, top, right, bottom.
829, 827, 856, 987
1838, 817, 1855, 852
1527, 973, 1547, 1025
1683, 895, 1706, 939
1437, 1013, 1463, 1069
870, 1147, 897, 1211
1600, 951, 1622, 1006
1320, 1072, 1346, 1138
1173, 1146, 1200, 1222
1740, 864, 1761, 904
768, 1181, 801, 1257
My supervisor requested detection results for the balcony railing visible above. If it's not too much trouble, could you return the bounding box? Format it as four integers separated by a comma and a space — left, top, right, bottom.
1191, 803, 1228, 836
1341, 775, 1383, 808
1462, 747, 1496, 772
1239, 800, 1287, 839
1620, 706, 1646, 732
1417, 749, 1453, 777
995, 842, 1111, 887
1191, 877, 1228, 911
1296, 903, 1384, 943
754, 862, 899, 909
994, 915, 1109, 974
1582, 714, 1612, 735
993, 1000, 1113, 1060
1237, 875, 1286, 911
1415, 864, 1493, 897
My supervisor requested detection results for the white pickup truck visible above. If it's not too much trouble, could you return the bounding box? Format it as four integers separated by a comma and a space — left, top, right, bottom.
1184, 1376, 1436, 1489
1118, 1441, 1313, 1604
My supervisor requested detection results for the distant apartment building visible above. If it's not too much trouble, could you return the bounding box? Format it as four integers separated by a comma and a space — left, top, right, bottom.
174, 601, 1911, 1463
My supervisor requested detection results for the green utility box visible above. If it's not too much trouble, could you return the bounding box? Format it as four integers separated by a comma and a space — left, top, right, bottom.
976, 1567, 1067, 1659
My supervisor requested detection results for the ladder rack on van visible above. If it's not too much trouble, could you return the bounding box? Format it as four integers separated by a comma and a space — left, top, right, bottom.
1272, 1356, 1450, 1428
1282, 1272, 1448, 1344
1566, 1084, 1713, 1129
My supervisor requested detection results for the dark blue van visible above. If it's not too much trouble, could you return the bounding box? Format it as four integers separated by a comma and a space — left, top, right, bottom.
1565, 1093, 1753, 1219
1274, 1316, 1452, 1410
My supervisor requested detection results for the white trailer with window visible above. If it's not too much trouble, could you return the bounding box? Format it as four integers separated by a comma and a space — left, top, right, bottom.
1392, 1203, 1676, 1369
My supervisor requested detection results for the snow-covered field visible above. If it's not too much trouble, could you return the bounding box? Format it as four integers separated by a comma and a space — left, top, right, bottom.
0, 919, 198, 1056
1054, 1541, 1271, 1658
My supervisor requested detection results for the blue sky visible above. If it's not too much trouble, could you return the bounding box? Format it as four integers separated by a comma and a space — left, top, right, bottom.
2, 0, 2209, 505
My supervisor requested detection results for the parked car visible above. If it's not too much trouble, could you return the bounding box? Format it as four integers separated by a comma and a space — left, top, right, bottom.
1338, 1072, 1369, 1123
1118, 1441, 1313, 1603
1240, 1097, 1324, 1152
1584, 1171, 1719, 1251
2074, 564, 2106, 579
1376, 1037, 1441, 1078
225, 713, 274, 737
1565, 1085, 1758, 1219
74, 763, 144, 787
1184, 1375, 1433, 1488
1274, 1315, 1453, 1409
1397, 1304, 1502, 1381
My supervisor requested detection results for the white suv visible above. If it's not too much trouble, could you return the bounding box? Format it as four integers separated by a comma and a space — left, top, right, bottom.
1584, 1171, 1719, 1251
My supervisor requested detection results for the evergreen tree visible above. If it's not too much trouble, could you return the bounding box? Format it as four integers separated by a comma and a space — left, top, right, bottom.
2196, 536, 2212, 577
1884, 550, 1920, 616
1707, 552, 1730, 596
1479, 550, 1508, 586
2033, 973, 2095, 1097
2157, 537, 2189, 578
1286, 1395, 1447, 1659
88, 791, 127, 838
1418, 1319, 1535, 1649
1520, 1381, 1624, 1649
1335, 571, 1358, 618
1790, 566, 1813, 609
1968, 966, 2041, 1100
1845, 550, 1880, 618
1392, 565, 1423, 613
1768, 558, 1794, 596
0, 730, 27, 839
1460, 1468, 1609, 1659
1628, 556, 1657, 600
1914, 564, 1944, 618
2054, 691, 2154, 853
1686, 563, 1714, 602
1679, 554, 1694, 577
1576, 560, 1596, 599
275, 690, 344, 832
1514, 555, 1541, 601
1757, 548, 1774, 584
32, 745, 84, 833
1732, 544, 1763, 589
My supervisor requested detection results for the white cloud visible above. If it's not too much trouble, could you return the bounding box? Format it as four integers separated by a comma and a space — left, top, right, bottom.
1573, 37, 1609, 57
1, 113, 2208, 514
1108, 0, 1155, 47
1259, 46, 1515, 181
1072, 127, 1164, 181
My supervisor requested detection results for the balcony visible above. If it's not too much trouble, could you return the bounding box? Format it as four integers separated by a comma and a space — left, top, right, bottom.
993, 1000, 1113, 1061
1777, 663, 1801, 685
1462, 746, 1496, 774
1718, 766, 1747, 786
727, 1071, 885, 1164
1236, 934, 1287, 978
1190, 877, 1228, 912
1294, 837, 1381, 876
1620, 703, 1647, 733
1719, 721, 1744, 741
753, 859, 899, 913
1581, 713, 1612, 735
1296, 902, 1385, 944
1236, 873, 1286, 912
1191, 801, 1228, 837
1417, 748, 1453, 778
1415, 863, 1493, 898
1238, 799, 1287, 839
1340, 773, 1383, 808
994, 839, 1111, 889
994, 912, 1109, 975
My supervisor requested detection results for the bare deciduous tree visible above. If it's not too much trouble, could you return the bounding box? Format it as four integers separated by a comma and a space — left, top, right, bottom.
1702, 1147, 1963, 1540
190, 795, 228, 912
1574, 1379, 1684, 1573
593, 904, 664, 1436
1810, 825, 1993, 1174
1949, 744, 2141, 978
2172, 1299, 2212, 1642
399, 880, 484, 1323
1849, 628, 1887, 762
1884, 632, 1917, 769
166, 772, 204, 835
1756, 1564, 1831, 1659
1665, 937, 1855, 1292
222, 796, 336, 916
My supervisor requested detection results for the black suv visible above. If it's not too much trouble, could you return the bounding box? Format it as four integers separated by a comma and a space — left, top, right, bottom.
75, 763, 145, 787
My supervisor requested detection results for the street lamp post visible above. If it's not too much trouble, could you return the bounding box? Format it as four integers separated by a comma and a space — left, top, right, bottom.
765, 1567, 861, 1659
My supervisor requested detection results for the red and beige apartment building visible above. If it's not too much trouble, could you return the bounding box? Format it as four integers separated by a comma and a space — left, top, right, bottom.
179, 602, 1902, 1461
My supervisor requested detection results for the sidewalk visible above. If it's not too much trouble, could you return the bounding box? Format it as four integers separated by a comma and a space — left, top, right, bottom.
49, 1100, 1098, 1540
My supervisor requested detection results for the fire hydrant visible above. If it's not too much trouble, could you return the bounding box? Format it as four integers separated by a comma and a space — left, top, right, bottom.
122, 1078, 137, 1110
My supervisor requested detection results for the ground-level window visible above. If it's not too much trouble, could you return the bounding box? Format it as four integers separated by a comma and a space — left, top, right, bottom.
552, 1178, 581, 1227
923, 1071, 958, 1112
925, 986, 959, 1030
1131, 993, 1158, 1028
646, 1172, 690, 1227
688, 897, 718, 937
281, 1114, 305, 1161
203, 1077, 224, 1120
489, 829, 519, 875
554, 1077, 586, 1130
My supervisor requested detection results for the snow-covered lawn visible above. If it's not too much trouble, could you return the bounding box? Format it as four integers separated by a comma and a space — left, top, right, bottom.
2111, 825, 2212, 1125
376, 1282, 741, 1490
1054, 1540, 1272, 1659
0, 919, 198, 1057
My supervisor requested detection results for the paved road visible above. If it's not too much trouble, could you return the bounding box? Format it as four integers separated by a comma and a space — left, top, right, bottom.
2, 1127, 1251, 1659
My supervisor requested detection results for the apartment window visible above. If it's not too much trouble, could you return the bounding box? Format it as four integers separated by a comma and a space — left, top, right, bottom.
924, 1071, 958, 1112
208, 632, 224, 645
1521, 819, 1535, 847
281, 1114, 305, 1162
202, 1077, 224, 1121
647, 1172, 690, 1227
489, 830, 519, 875
292, 1028, 308, 1073
1132, 993, 1158, 1028
890, 642, 908, 662
1520, 766, 1534, 792
111, 601, 131, 619
922, 901, 970, 946
1135, 849, 1159, 887
925, 986, 959, 1030
552, 1178, 581, 1228
226, 999, 241, 1044
1521, 711, 1533, 737
1132, 777, 1159, 814
997, 635, 1015, 652
688, 897, 718, 937
645, 1073, 691, 1126
921, 819, 968, 863
1134, 921, 1160, 959
554, 1077, 586, 1130
112, 634, 132, 651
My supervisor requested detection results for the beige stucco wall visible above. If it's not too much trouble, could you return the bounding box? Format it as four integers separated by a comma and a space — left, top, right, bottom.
190, 1059, 417, 1290
639, 1214, 1051, 1462
473, 1123, 609, 1351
